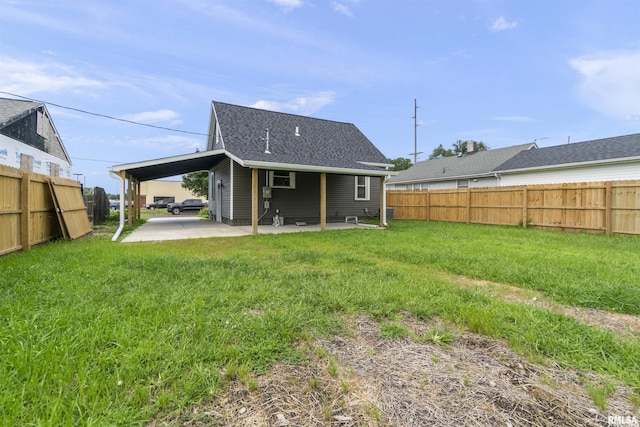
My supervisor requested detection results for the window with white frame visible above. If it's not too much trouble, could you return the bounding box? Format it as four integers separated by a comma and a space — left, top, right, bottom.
355, 176, 370, 200
457, 179, 469, 188
269, 171, 296, 189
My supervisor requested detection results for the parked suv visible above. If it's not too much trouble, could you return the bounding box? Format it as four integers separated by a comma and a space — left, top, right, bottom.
167, 199, 207, 215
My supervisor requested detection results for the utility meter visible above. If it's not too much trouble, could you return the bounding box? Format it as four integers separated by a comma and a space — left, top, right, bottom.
263, 187, 272, 199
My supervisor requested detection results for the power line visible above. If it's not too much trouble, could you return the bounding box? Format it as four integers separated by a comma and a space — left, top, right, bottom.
71, 156, 122, 163
0, 91, 209, 136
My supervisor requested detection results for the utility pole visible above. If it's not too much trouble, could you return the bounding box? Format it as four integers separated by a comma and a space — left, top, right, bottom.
408, 99, 422, 164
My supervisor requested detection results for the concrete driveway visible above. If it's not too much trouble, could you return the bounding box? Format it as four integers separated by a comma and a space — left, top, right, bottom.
121, 215, 369, 242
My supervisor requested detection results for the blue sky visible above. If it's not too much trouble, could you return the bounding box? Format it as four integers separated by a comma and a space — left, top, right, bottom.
1, 0, 639, 192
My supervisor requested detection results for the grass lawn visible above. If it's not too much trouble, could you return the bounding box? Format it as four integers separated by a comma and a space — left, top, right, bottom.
1, 219, 638, 425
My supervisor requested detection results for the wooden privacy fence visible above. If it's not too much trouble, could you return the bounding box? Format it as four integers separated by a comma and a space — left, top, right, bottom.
0, 164, 92, 256
387, 180, 640, 235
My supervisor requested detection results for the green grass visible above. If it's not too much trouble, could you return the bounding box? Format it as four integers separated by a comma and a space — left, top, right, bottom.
1, 219, 638, 425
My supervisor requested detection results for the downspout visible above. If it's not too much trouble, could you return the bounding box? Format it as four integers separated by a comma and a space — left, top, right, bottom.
383, 174, 389, 227
109, 170, 126, 241
494, 173, 502, 187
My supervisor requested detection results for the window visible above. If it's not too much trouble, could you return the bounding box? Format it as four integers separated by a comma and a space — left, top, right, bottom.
269, 171, 296, 189
457, 179, 469, 188
355, 176, 370, 200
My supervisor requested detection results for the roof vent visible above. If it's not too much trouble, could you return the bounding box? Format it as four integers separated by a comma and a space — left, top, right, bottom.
295, 126, 300, 137
262, 128, 271, 154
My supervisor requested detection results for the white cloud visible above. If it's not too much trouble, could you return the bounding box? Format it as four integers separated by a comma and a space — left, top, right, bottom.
125, 135, 203, 152
331, 2, 353, 17
251, 92, 336, 115
0, 56, 105, 96
490, 16, 517, 32
570, 50, 640, 122
268, 0, 303, 10
491, 116, 534, 122
120, 110, 182, 125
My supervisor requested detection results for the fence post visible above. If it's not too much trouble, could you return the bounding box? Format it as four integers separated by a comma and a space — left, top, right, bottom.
605, 181, 612, 235
466, 188, 471, 224
425, 190, 430, 221
21, 172, 31, 250
522, 187, 528, 228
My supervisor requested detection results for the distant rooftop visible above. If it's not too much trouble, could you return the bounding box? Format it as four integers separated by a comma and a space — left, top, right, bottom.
495, 133, 640, 171
389, 143, 536, 184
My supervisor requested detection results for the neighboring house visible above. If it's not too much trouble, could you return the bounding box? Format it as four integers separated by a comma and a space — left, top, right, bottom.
0, 97, 71, 178
494, 133, 640, 186
388, 143, 536, 190
109, 101, 395, 231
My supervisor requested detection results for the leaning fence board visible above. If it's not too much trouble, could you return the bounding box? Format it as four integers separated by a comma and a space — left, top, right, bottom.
387, 180, 640, 235
49, 177, 92, 240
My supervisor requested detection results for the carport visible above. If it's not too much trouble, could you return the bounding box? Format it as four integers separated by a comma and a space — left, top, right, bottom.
109, 149, 389, 242
109, 150, 227, 241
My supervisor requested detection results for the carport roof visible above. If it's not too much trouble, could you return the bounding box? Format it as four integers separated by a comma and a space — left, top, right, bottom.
109, 149, 227, 181
110, 148, 395, 182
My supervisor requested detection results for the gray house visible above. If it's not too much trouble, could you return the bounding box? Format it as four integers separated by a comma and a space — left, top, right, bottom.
206, 101, 394, 226
0, 97, 71, 177
110, 101, 395, 234
388, 142, 536, 190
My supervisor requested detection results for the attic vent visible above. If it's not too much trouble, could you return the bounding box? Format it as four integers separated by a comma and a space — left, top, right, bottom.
262, 128, 271, 154
295, 126, 300, 137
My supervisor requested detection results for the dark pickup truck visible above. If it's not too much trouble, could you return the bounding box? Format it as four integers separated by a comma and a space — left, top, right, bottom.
167, 199, 207, 215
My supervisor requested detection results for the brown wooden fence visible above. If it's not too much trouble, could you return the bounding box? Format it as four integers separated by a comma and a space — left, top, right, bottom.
387, 180, 640, 235
1, 165, 91, 256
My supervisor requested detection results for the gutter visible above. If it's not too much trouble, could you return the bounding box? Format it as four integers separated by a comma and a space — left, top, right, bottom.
109, 170, 126, 241
243, 159, 397, 177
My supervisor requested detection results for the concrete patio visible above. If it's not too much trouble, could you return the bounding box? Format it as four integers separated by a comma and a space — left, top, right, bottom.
121, 215, 375, 242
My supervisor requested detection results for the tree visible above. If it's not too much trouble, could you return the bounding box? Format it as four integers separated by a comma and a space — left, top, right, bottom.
429, 144, 454, 159
429, 140, 489, 159
388, 157, 412, 171
182, 171, 208, 198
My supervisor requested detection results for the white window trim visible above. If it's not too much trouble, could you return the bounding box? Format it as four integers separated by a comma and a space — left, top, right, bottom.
269, 171, 296, 189
355, 176, 370, 201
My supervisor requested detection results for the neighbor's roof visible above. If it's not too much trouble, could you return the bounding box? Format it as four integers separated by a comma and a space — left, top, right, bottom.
0, 97, 44, 129
389, 143, 536, 184
494, 133, 640, 172
210, 101, 393, 175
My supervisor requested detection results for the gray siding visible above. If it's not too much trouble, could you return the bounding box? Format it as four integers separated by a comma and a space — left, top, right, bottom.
210, 157, 232, 220
327, 174, 381, 221
232, 163, 253, 223
227, 167, 382, 225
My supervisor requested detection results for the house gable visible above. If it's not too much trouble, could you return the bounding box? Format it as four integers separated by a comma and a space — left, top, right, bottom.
0, 98, 71, 164
208, 101, 392, 175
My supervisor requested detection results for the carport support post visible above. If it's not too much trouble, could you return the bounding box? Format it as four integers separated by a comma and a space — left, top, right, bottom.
251, 168, 258, 234
127, 174, 133, 226
136, 180, 141, 220
320, 172, 326, 230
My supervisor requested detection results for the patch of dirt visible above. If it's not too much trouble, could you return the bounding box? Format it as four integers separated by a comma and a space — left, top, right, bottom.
451, 275, 640, 340
152, 314, 638, 427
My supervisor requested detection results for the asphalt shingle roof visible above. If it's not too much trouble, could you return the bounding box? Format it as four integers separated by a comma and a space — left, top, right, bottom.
494, 134, 640, 171
388, 143, 535, 184
212, 101, 390, 172
0, 98, 43, 129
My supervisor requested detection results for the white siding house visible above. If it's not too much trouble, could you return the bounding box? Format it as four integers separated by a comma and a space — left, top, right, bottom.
494, 134, 640, 186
